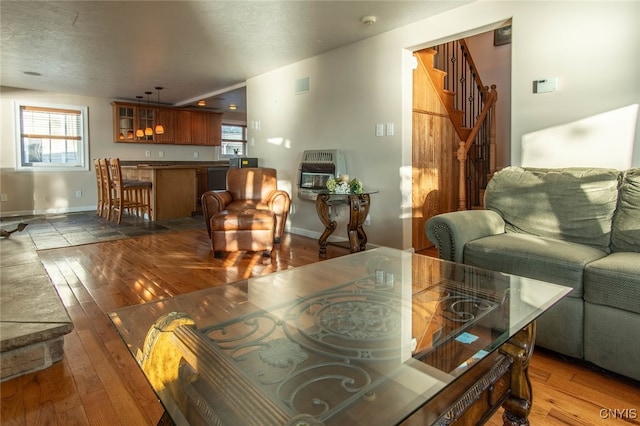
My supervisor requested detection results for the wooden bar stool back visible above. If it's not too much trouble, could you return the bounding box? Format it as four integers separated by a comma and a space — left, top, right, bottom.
94, 159, 104, 217
98, 158, 112, 220
108, 158, 152, 223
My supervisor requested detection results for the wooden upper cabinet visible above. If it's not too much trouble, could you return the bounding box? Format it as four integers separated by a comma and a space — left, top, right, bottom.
190, 112, 208, 145
207, 113, 222, 146
190, 112, 221, 146
172, 110, 222, 146
112, 102, 222, 146
154, 108, 175, 144
138, 107, 155, 143
175, 111, 192, 145
113, 104, 136, 142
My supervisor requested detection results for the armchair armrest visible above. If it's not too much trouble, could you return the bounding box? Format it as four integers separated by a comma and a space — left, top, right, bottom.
267, 190, 291, 216
267, 190, 291, 241
201, 190, 233, 237
426, 210, 505, 263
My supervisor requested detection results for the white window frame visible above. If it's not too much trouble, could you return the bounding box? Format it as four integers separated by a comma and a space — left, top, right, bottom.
14, 101, 90, 171
220, 123, 248, 158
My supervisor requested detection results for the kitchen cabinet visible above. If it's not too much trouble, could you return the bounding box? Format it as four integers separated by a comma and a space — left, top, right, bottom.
207, 113, 222, 146
175, 111, 192, 145
154, 108, 176, 144
114, 104, 136, 142
113, 104, 156, 143
112, 102, 221, 146
174, 110, 221, 146
191, 112, 208, 145
138, 107, 155, 143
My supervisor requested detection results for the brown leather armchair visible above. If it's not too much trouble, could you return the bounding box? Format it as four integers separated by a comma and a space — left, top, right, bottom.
201, 167, 291, 257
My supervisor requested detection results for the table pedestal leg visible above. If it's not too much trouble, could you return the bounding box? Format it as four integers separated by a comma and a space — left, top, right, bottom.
500, 322, 536, 426
347, 194, 371, 253
316, 194, 336, 259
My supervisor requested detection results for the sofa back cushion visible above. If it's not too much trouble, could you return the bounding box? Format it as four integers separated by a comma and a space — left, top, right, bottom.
611, 168, 640, 252
484, 167, 621, 252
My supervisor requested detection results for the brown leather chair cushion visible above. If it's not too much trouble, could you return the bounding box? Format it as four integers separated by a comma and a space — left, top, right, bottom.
211, 209, 275, 232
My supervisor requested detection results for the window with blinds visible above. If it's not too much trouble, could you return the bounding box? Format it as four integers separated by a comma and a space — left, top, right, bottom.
221, 124, 247, 157
16, 103, 89, 170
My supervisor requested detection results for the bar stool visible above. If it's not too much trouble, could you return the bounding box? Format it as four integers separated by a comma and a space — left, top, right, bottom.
108, 158, 152, 224
94, 159, 104, 217
97, 159, 113, 220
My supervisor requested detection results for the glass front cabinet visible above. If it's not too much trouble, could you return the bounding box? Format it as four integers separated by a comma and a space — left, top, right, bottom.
115, 105, 135, 141
113, 103, 155, 143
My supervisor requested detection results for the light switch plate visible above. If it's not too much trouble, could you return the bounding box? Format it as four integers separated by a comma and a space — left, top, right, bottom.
376, 123, 384, 137
386, 123, 394, 136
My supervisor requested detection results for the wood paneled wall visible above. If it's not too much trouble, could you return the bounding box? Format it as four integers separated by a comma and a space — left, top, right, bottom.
412, 50, 460, 251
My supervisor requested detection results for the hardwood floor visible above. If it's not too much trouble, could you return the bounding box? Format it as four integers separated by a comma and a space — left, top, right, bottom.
1, 229, 638, 425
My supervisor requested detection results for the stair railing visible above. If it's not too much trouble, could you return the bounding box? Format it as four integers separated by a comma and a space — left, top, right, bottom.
433, 40, 498, 210
457, 86, 497, 210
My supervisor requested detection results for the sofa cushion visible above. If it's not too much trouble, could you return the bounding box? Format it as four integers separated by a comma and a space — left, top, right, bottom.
611, 168, 640, 253
464, 233, 608, 296
584, 303, 640, 382
484, 167, 620, 252
584, 252, 640, 314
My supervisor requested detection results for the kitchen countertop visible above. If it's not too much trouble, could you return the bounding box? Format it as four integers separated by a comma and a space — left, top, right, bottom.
120, 160, 230, 168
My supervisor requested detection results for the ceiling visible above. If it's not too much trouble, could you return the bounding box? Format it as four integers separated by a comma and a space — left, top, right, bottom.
1, 1, 472, 114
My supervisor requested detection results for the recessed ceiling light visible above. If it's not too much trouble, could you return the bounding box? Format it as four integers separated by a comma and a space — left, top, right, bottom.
197, 100, 206, 106
23, 71, 42, 76
361, 15, 377, 25
228, 104, 237, 110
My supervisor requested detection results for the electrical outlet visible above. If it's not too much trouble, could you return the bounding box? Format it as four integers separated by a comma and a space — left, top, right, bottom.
145, 150, 151, 157
193, 151, 199, 158
75, 190, 82, 198
158, 151, 164, 158
0, 194, 7, 202
364, 214, 371, 226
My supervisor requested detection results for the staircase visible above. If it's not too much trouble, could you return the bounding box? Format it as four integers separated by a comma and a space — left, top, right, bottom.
415, 40, 498, 210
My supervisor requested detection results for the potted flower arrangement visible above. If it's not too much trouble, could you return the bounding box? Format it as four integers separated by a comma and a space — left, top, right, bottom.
326, 175, 364, 194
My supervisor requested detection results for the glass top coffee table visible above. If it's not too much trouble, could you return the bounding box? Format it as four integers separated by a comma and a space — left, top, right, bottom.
109, 247, 570, 426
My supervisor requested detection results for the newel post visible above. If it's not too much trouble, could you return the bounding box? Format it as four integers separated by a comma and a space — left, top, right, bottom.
457, 141, 467, 211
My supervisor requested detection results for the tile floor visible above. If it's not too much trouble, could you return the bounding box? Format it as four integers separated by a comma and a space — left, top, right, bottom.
0, 210, 206, 251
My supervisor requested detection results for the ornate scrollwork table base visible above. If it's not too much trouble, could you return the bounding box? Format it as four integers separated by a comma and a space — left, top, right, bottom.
316, 192, 372, 258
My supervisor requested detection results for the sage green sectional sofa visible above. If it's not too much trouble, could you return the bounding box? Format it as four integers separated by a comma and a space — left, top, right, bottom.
426, 167, 640, 381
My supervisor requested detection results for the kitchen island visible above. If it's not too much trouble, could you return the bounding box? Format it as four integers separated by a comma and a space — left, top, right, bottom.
121, 164, 199, 221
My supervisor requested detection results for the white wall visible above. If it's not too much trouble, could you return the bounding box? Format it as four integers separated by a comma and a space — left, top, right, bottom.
247, 0, 640, 250
247, 36, 406, 248
0, 87, 239, 215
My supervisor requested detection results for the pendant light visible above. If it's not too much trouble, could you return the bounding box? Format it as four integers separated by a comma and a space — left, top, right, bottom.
144, 91, 153, 136
135, 96, 145, 138
154, 87, 165, 135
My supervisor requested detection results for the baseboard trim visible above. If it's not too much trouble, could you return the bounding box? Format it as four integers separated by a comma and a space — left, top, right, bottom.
0, 206, 96, 219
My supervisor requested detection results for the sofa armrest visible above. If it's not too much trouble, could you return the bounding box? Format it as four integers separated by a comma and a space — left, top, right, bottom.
425, 210, 506, 263
201, 190, 233, 237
